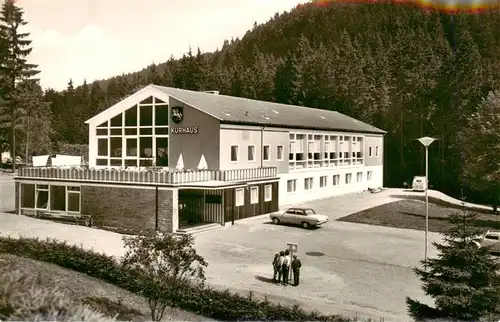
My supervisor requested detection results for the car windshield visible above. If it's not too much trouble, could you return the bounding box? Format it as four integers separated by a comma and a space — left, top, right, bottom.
304, 209, 316, 215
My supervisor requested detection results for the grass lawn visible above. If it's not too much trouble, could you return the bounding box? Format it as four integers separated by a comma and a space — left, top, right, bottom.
338, 199, 500, 234
0, 254, 210, 321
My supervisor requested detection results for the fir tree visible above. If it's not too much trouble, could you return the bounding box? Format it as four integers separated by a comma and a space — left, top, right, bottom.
0, 0, 39, 170
406, 210, 500, 321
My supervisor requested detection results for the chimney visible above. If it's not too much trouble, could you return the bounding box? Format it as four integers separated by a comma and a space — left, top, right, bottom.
203, 90, 219, 95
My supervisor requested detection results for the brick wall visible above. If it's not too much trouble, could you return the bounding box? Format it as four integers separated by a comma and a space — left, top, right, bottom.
81, 185, 174, 234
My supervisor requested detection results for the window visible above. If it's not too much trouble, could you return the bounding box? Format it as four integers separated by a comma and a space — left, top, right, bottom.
110, 137, 122, 157
231, 145, 239, 162
126, 138, 137, 157
333, 175, 340, 186
320, 176, 327, 188
250, 186, 259, 204
67, 186, 81, 212
375, 146, 379, 157
264, 184, 272, 201
276, 145, 284, 161
140, 105, 153, 126
304, 177, 313, 190
50, 185, 66, 211
263, 145, 270, 161
36, 185, 49, 209
235, 188, 244, 206
369, 146, 373, 157
139, 137, 153, 158
248, 145, 255, 162
20, 184, 35, 208
125, 105, 138, 126
155, 105, 169, 126
367, 171, 373, 181
345, 173, 352, 184
357, 172, 363, 182
97, 138, 108, 156
287, 179, 297, 193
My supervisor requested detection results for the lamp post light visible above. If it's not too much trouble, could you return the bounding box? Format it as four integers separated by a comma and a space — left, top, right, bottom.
417, 136, 437, 264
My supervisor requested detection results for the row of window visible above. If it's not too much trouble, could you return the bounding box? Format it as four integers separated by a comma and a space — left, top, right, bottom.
368, 146, 380, 157
234, 184, 273, 206
229, 144, 380, 164
20, 183, 81, 213
287, 171, 373, 193
230, 145, 284, 163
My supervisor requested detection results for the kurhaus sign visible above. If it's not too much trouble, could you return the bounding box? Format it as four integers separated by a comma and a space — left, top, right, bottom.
171, 126, 199, 134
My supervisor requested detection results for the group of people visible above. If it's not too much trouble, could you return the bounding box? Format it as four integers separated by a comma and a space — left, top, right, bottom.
272, 249, 302, 286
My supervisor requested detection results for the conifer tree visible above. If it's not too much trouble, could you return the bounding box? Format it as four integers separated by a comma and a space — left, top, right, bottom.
406, 209, 500, 321
0, 0, 39, 170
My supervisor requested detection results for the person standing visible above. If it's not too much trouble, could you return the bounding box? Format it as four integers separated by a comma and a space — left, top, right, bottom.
291, 255, 302, 286
277, 251, 285, 284
272, 253, 280, 283
282, 249, 291, 285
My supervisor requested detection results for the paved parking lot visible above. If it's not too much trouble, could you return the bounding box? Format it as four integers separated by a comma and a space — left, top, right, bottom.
0, 176, 440, 321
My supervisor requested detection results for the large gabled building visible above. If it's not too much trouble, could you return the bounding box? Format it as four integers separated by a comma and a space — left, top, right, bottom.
15, 85, 385, 234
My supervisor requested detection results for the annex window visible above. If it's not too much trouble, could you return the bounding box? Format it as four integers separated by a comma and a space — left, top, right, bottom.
67, 186, 81, 212
345, 173, 352, 184
287, 179, 297, 193
263, 145, 270, 161
320, 176, 327, 188
235, 188, 244, 206
248, 145, 255, 162
250, 186, 259, 204
50, 185, 66, 211
36, 184, 49, 209
277, 145, 284, 161
21, 183, 35, 208
369, 146, 373, 157
304, 177, 313, 190
367, 171, 373, 181
264, 184, 272, 202
375, 146, 379, 157
333, 175, 340, 186
357, 172, 363, 182
231, 145, 239, 162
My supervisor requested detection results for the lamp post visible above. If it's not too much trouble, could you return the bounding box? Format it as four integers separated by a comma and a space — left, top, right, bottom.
417, 136, 437, 263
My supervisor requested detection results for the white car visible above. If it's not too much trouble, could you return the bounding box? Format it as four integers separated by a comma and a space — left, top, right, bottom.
412, 176, 427, 192
479, 231, 500, 254
270, 207, 329, 229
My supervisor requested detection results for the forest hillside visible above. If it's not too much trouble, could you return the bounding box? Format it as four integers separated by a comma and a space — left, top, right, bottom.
34, 2, 500, 204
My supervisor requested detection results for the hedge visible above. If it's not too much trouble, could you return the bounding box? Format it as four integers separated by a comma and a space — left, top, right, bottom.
0, 236, 352, 321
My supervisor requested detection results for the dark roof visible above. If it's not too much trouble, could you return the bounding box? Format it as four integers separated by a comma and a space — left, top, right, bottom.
153, 85, 386, 135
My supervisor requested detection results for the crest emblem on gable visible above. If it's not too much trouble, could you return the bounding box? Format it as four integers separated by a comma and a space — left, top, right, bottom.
171, 106, 184, 124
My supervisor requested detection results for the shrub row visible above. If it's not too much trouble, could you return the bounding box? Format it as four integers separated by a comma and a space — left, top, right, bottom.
0, 236, 352, 321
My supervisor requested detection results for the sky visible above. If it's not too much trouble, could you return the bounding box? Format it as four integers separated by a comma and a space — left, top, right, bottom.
17, 0, 305, 91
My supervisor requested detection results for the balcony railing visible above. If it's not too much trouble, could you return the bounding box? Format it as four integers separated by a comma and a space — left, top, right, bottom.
16, 166, 278, 185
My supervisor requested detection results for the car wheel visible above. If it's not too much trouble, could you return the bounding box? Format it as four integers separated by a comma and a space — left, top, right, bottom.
272, 218, 280, 225
302, 222, 310, 229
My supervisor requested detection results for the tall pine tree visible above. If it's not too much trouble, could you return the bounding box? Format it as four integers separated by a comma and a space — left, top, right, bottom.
0, 0, 39, 170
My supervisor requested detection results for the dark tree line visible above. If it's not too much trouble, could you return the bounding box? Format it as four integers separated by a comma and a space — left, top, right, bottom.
2, 1, 500, 205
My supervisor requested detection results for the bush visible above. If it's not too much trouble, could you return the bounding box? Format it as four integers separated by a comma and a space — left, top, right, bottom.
0, 236, 351, 321
0, 269, 114, 321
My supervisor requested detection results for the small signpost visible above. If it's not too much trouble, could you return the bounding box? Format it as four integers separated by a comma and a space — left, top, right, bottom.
286, 242, 298, 281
